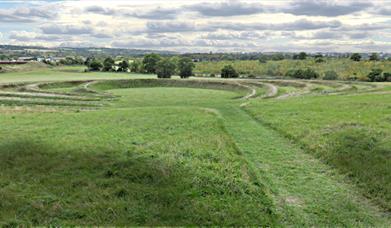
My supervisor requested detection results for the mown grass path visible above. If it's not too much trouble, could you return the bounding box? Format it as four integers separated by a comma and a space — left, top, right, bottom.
216, 105, 389, 226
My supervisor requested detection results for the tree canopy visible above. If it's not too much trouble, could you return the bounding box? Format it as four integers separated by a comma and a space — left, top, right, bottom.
178, 57, 195, 78
156, 58, 176, 78
143, 53, 161, 74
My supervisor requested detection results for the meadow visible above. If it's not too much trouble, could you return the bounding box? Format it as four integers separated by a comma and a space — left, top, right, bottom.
0, 66, 390, 226
194, 58, 391, 80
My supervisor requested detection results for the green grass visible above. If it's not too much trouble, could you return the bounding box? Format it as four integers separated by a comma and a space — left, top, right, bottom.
0, 106, 277, 226
0, 65, 154, 84
245, 91, 391, 210
0, 67, 390, 226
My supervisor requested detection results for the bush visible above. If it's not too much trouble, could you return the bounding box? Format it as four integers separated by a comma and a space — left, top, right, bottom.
367, 69, 384, 82
384, 72, 391, 82
323, 71, 338, 80
143, 53, 161, 73
89, 60, 103, 71
178, 57, 195, 78
156, 58, 176, 78
286, 68, 319, 79
315, 57, 325, 63
221, 65, 239, 78
102, 57, 115, 72
350, 53, 362, 61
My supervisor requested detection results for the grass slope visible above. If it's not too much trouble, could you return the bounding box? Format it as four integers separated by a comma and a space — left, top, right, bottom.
245, 89, 391, 210
0, 66, 153, 84
0, 88, 276, 226
219, 106, 387, 226
0, 69, 390, 225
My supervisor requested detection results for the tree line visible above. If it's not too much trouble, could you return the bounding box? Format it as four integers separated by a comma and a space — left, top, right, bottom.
84, 54, 195, 78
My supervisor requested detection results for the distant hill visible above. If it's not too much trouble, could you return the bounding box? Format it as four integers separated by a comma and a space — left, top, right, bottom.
0, 45, 177, 58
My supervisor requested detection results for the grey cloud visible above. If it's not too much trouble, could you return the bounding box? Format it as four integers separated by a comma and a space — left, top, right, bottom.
85, 5, 179, 19
186, 1, 264, 16
202, 31, 267, 40
286, 0, 372, 16
9, 31, 63, 42
375, 8, 391, 15
112, 36, 189, 48
348, 32, 369, 39
203, 19, 342, 32
85, 6, 115, 15
0, 6, 56, 23
141, 19, 342, 35
40, 24, 113, 39
146, 21, 196, 33
41, 25, 94, 35
193, 39, 256, 48
311, 31, 342, 39
15, 7, 57, 19
128, 7, 179, 19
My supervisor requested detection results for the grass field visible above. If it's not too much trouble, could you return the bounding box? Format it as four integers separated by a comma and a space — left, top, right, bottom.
0, 66, 390, 226
195, 59, 391, 80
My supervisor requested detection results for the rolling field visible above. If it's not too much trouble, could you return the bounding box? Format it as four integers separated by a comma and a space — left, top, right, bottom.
0, 67, 390, 226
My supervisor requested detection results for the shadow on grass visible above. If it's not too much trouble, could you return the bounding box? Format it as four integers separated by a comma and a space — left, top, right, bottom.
327, 126, 391, 211
0, 140, 199, 226
0, 139, 278, 226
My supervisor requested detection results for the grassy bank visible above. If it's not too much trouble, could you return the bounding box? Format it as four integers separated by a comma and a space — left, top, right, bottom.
245, 89, 391, 210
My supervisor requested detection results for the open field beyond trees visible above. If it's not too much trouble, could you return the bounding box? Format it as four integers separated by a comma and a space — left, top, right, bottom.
194, 58, 391, 80
0, 66, 390, 226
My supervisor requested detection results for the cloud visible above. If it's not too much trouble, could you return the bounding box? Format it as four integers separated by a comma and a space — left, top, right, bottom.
186, 0, 265, 16
112, 36, 189, 48
85, 6, 116, 15
201, 31, 267, 40
9, 31, 63, 42
286, 0, 372, 16
146, 21, 196, 33
0, 5, 57, 23
85, 5, 179, 19
128, 7, 179, 19
374, 7, 391, 15
139, 19, 342, 35
41, 24, 94, 35
202, 19, 342, 32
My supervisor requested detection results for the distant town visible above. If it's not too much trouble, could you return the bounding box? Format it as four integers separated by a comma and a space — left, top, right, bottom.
1, 45, 390, 66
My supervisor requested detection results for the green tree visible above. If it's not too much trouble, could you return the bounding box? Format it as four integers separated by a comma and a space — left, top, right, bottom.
298, 52, 307, 60
118, 60, 129, 72
143, 53, 161, 73
271, 53, 284, 61
323, 71, 338, 80
369, 53, 379, 61
156, 58, 176, 78
350, 53, 362, 61
178, 57, 195, 78
384, 72, 391, 81
130, 60, 143, 73
286, 68, 318, 79
84, 56, 94, 66
258, 55, 268, 63
89, 59, 103, 71
102, 57, 115, 71
221, 65, 239, 78
367, 69, 384, 82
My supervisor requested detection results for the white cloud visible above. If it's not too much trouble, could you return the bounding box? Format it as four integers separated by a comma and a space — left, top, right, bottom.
0, 0, 390, 52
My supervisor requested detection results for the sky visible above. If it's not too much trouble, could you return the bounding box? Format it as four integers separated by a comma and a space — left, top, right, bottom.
0, 0, 390, 53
